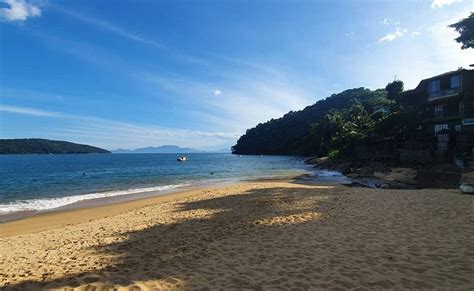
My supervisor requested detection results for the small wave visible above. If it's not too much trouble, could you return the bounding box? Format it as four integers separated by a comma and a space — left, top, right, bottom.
317, 170, 344, 177
0, 184, 189, 213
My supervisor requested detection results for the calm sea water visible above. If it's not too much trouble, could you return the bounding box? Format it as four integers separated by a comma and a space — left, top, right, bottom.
0, 153, 311, 214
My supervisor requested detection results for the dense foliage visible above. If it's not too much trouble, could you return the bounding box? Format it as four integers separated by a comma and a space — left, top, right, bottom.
450, 12, 474, 50
385, 80, 404, 99
232, 82, 407, 157
0, 139, 110, 154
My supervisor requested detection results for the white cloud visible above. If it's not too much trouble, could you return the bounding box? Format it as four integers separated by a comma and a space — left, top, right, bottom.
378, 28, 407, 43
431, 0, 463, 9
213, 89, 222, 96
382, 18, 400, 26
411, 31, 422, 37
0, 0, 41, 22
341, 11, 474, 90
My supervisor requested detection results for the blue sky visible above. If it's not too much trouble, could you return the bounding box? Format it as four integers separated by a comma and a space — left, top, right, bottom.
0, 0, 473, 150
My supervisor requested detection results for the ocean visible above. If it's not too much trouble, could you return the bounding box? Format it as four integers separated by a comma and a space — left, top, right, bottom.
0, 153, 312, 216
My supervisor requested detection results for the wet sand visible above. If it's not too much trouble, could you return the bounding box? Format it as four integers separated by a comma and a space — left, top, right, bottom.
1, 181, 473, 290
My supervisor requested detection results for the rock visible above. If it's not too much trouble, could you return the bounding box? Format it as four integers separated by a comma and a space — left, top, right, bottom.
373, 171, 386, 179
359, 167, 374, 177
460, 172, 474, 184
460, 183, 474, 194
374, 167, 417, 185
416, 170, 461, 189
379, 183, 390, 189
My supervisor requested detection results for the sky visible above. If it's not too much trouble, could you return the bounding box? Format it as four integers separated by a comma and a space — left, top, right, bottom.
0, 0, 473, 151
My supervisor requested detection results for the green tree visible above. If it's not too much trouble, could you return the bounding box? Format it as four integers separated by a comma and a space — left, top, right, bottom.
385, 80, 404, 99
449, 12, 474, 49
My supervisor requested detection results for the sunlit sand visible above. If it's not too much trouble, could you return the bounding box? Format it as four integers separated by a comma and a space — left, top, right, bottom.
1, 181, 473, 290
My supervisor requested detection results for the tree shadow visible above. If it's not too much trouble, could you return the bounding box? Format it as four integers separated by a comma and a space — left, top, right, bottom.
5, 184, 340, 290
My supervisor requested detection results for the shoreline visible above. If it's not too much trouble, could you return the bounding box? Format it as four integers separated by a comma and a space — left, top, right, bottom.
0, 172, 307, 224
0, 177, 301, 238
0, 181, 249, 238
1, 180, 472, 289
0, 182, 216, 224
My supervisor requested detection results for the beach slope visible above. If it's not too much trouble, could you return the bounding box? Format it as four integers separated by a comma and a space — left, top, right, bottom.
1, 181, 473, 290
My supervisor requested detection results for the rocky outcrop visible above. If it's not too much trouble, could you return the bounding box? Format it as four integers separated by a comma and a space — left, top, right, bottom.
305, 157, 414, 189
460, 172, 474, 194
460, 183, 474, 194
460, 172, 474, 184
416, 170, 462, 189
373, 168, 417, 185
306, 157, 474, 190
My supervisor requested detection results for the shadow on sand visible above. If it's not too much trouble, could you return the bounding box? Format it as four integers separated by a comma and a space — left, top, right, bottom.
6, 184, 339, 290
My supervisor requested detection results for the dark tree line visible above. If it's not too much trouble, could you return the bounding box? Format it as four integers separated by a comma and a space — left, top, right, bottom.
0, 139, 110, 154
232, 82, 406, 157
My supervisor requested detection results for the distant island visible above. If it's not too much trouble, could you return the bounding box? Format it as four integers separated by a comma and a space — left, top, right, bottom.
113, 145, 231, 154
113, 145, 202, 154
0, 139, 110, 154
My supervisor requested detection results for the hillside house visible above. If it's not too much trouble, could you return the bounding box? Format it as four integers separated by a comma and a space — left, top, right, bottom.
398, 69, 474, 162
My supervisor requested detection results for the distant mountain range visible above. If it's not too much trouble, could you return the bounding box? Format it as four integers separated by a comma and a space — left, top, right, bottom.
0, 139, 110, 154
112, 145, 230, 154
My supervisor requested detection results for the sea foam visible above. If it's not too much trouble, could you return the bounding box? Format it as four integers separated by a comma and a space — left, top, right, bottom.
0, 184, 188, 213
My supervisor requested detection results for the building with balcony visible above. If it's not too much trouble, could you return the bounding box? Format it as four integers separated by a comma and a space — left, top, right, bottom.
399, 69, 474, 136
398, 68, 474, 161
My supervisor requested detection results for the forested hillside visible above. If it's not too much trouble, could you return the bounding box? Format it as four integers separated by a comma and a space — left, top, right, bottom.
0, 139, 111, 154
232, 82, 405, 156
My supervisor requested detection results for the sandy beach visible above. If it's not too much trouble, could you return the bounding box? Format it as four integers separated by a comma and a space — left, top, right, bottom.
1, 180, 473, 290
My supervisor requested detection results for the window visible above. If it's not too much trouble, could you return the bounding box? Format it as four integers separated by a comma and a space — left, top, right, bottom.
455, 125, 461, 132
429, 80, 440, 94
434, 104, 444, 118
434, 124, 448, 135
459, 101, 464, 115
451, 75, 460, 89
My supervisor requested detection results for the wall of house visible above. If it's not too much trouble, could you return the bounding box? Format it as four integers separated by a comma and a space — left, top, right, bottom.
399, 149, 432, 162
461, 70, 474, 136
397, 69, 474, 161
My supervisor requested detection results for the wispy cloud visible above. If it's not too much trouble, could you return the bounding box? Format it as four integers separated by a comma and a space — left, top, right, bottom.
378, 27, 407, 43
28, 30, 137, 76
143, 62, 314, 133
0, 104, 239, 150
51, 5, 207, 65
0, 104, 59, 117
431, 0, 463, 9
0, 0, 41, 22
52, 6, 166, 49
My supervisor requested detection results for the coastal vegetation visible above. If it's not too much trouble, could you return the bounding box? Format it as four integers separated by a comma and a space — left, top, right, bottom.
0, 139, 110, 154
449, 12, 474, 50
233, 13, 473, 158
232, 82, 404, 157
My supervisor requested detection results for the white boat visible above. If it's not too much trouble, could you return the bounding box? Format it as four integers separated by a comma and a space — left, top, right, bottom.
177, 156, 188, 162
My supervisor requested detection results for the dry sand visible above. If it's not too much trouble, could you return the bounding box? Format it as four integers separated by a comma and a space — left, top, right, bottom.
0, 181, 473, 290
